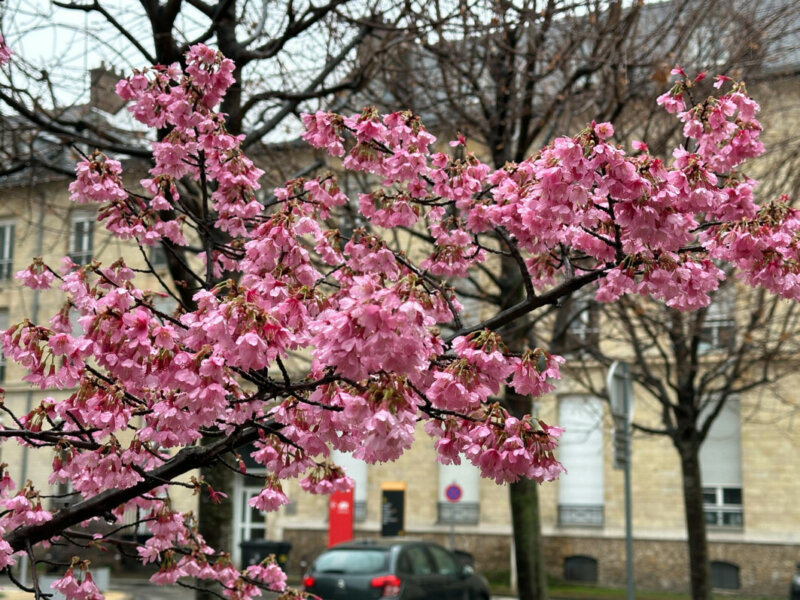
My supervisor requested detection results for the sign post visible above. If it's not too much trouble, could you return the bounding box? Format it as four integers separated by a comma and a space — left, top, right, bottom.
444, 483, 462, 550
380, 482, 406, 537
607, 361, 635, 600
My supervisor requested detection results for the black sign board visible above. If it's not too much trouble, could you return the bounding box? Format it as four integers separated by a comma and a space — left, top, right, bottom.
380, 482, 405, 537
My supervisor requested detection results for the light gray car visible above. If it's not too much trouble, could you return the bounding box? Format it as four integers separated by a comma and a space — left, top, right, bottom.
302, 539, 491, 600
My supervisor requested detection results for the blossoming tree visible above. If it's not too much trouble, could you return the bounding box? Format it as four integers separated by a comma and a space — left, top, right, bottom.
0, 36, 797, 600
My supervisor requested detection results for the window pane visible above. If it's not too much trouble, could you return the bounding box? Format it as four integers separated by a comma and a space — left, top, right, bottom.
404, 546, 433, 575
564, 555, 599, 583
722, 511, 743, 526
722, 488, 742, 505
150, 244, 167, 267
70, 215, 95, 265
0, 223, 13, 280
428, 545, 459, 576
703, 490, 717, 504
397, 553, 412, 574
0, 309, 7, 382
250, 505, 266, 524
705, 511, 719, 526
711, 561, 740, 590
558, 396, 604, 510
313, 549, 389, 575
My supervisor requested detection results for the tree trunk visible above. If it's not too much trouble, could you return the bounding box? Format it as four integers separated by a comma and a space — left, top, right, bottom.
196, 455, 235, 600
497, 249, 548, 600
678, 441, 711, 600
510, 477, 548, 600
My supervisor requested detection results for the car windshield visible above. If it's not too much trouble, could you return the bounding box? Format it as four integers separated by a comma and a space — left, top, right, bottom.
313, 549, 389, 574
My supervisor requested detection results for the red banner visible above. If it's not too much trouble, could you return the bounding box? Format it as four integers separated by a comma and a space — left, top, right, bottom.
328, 488, 354, 547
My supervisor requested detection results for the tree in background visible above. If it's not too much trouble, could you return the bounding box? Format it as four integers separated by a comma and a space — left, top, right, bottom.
558, 274, 800, 600
357, 2, 800, 598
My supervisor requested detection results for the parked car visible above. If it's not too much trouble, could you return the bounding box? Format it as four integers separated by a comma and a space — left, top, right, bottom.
302, 539, 491, 600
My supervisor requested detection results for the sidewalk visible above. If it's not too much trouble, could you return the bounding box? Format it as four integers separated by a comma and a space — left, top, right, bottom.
1, 578, 520, 600
0, 578, 192, 600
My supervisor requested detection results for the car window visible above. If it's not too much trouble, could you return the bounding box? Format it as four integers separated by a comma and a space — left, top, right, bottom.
313, 549, 389, 574
400, 545, 433, 575
427, 545, 459, 576
397, 552, 413, 574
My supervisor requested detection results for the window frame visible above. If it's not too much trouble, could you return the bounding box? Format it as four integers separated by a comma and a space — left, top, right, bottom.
703, 486, 743, 529
557, 395, 605, 528
149, 242, 168, 269
698, 287, 736, 353
69, 211, 95, 267
561, 289, 600, 355
0, 308, 7, 382
0, 220, 14, 280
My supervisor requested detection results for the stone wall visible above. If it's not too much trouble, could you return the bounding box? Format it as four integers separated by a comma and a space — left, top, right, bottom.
544, 536, 799, 597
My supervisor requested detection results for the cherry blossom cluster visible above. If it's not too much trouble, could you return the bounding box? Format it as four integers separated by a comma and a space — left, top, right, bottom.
0, 36, 11, 66
1, 41, 798, 600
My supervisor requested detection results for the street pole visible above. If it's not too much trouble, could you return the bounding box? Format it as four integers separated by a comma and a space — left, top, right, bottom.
622, 389, 634, 600
608, 361, 634, 600
449, 508, 455, 551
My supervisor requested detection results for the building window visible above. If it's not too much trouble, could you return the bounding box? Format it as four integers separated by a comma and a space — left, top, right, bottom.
438, 460, 479, 524
703, 487, 743, 528
231, 483, 269, 569
698, 287, 735, 353
0, 221, 14, 280
51, 478, 77, 511
238, 486, 267, 541
700, 396, 742, 528
558, 290, 599, 355
558, 396, 604, 527
69, 212, 94, 266
152, 295, 179, 323
0, 308, 7, 382
711, 561, 740, 590
332, 450, 367, 522
150, 243, 167, 269
564, 555, 598, 583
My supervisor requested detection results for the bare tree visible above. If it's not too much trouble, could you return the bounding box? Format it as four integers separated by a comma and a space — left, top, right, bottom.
354, 1, 800, 599
560, 281, 800, 600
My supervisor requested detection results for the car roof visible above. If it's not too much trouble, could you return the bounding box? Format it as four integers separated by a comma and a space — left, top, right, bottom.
328, 538, 429, 550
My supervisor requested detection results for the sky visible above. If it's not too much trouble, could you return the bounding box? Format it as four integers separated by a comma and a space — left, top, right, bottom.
1, 0, 351, 142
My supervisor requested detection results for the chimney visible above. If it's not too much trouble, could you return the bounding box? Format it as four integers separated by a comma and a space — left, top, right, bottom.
89, 62, 127, 114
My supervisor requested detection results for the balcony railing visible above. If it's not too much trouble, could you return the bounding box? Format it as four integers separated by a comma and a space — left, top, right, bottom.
437, 502, 479, 524
558, 504, 604, 527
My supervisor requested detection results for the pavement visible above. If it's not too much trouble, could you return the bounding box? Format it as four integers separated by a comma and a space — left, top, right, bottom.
0, 578, 211, 600
0, 577, 519, 599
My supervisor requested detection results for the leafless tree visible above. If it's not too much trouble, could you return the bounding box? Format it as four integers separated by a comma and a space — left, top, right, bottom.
558, 281, 800, 599
354, 1, 800, 599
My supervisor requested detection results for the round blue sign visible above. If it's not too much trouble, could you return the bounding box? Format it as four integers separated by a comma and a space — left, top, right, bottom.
444, 484, 462, 503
